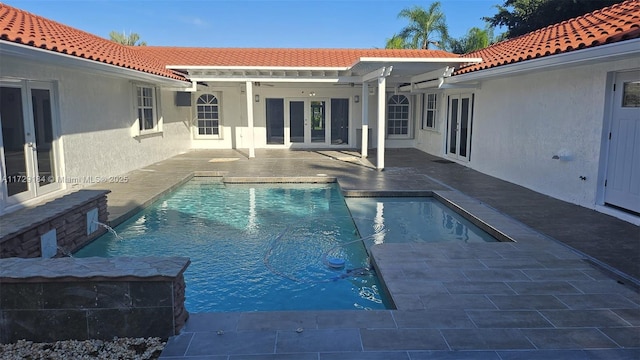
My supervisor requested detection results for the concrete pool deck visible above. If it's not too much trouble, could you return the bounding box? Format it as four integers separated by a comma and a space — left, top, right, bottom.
87, 148, 639, 359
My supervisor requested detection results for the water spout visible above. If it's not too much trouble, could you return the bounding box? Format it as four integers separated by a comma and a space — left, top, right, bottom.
93, 221, 124, 240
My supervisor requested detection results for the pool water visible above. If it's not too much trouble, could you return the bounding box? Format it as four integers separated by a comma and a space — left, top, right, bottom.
75, 180, 391, 312
345, 197, 498, 245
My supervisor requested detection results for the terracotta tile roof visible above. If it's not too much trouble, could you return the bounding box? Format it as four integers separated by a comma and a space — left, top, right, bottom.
456, 0, 640, 75
3, 1, 636, 80
131, 47, 459, 68
0, 4, 186, 81
0, 2, 459, 77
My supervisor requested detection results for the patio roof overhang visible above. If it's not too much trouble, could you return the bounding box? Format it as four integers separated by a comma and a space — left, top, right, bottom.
166, 56, 482, 170
166, 56, 482, 90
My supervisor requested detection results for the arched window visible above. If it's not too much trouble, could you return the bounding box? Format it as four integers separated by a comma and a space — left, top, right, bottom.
387, 95, 409, 136
196, 94, 219, 136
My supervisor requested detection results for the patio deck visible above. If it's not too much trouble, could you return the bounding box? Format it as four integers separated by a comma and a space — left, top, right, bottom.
88, 148, 639, 359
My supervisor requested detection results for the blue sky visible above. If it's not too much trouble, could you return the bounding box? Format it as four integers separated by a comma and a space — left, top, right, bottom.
5, 0, 504, 48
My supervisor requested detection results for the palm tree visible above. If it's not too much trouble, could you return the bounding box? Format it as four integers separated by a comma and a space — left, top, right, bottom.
109, 31, 147, 46
448, 26, 494, 54
397, 2, 449, 50
385, 34, 410, 49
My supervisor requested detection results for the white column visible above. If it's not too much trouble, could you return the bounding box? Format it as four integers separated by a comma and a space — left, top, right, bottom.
376, 76, 386, 170
245, 81, 255, 158
361, 82, 369, 158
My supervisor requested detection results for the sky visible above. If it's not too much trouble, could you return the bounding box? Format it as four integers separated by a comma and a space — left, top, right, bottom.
4, 0, 505, 49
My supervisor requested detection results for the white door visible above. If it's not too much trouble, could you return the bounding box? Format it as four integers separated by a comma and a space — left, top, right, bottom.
286, 99, 330, 146
0, 81, 60, 205
604, 71, 640, 214
447, 94, 473, 161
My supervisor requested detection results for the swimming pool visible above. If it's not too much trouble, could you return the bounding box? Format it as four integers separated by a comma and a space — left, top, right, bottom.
345, 196, 498, 245
75, 179, 391, 312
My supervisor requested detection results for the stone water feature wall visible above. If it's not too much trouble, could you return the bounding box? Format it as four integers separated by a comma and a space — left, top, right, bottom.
0, 257, 190, 343
0, 189, 110, 258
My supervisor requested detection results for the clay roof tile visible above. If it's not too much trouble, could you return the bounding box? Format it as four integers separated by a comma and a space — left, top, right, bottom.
456, 0, 640, 75
0, 4, 186, 81
2, 2, 637, 80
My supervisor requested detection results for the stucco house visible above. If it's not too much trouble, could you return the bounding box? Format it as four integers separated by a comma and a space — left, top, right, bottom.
0, 1, 638, 223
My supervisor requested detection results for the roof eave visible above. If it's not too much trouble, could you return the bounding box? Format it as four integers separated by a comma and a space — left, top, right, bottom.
166, 65, 349, 71
349, 56, 482, 69
449, 39, 640, 83
0, 41, 190, 87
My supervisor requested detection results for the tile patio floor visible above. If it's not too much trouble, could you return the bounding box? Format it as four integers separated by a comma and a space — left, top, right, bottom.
89, 148, 639, 359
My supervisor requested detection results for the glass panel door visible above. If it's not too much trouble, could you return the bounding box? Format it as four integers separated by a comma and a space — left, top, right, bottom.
266, 98, 284, 144
0, 86, 30, 198
31, 87, 57, 190
448, 97, 458, 155
459, 97, 470, 158
0, 81, 59, 206
331, 99, 349, 145
287, 99, 331, 146
290, 101, 305, 143
447, 94, 473, 161
310, 101, 326, 143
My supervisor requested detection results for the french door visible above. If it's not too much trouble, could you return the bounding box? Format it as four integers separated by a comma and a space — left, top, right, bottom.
604, 71, 640, 214
0, 81, 60, 206
288, 99, 328, 145
266, 98, 349, 147
447, 94, 473, 161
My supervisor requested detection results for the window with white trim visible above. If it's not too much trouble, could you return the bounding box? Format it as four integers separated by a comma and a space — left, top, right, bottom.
196, 94, 220, 136
136, 86, 158, 132
422, 93, 437, 129
387, 94, 410, 136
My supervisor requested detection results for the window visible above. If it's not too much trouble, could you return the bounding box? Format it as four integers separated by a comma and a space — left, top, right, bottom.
387, 95, 409, 136
422, 93, 437, 129
196, 94, 220, 136
622, 81, 640, 107
136, 86, 157, 132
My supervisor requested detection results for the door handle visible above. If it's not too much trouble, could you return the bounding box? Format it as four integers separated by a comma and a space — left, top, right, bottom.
27, 142, 37, 150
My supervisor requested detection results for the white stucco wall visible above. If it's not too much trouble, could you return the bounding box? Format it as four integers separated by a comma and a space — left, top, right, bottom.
188, 83, 421, 150
0, 55, 192, 185
416, 57, 640, 210
190, 84, 364, 149
414, 93, 444, 154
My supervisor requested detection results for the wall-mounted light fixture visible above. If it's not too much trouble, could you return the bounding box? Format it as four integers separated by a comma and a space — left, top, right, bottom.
354, 95, 360, 103
551, 149, 572, 161
255, 94, 260, 102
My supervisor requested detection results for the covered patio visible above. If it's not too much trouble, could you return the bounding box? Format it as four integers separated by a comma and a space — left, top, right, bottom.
163, 50, 481, 170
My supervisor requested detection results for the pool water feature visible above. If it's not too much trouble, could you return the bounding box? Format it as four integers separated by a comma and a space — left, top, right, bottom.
345, 197, 498, 245
75, 180, 391, 312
